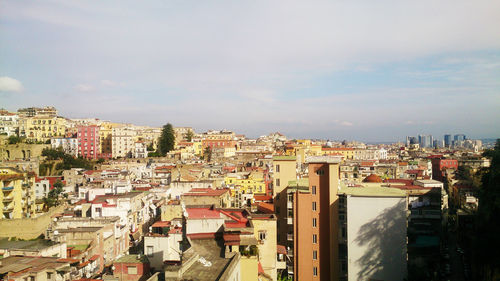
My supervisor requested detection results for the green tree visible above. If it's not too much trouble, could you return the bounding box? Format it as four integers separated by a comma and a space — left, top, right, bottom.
474, 139, 500, 279
203, 146, 212, 162
43, 180, 65, 210
158, 123, 175, 156
184, 129, 194, 142
7, 135, 21, 144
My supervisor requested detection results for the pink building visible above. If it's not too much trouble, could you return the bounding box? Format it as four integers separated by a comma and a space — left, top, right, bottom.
78, 125, 100, 159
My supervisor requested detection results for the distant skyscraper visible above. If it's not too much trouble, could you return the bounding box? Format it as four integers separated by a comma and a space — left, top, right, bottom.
419, 134, 433, 148
444, 134, 451, 147
454, 134, 466, 141
433, 139, 443, 148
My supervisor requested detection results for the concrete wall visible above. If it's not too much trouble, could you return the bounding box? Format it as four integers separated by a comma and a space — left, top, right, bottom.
0, 205, 65, 239
240, 255, 258, 281
347, 196, 407, 281
186, 218, 224, 235
182, 195, 221, 207
252, 218, 277, 281
294, 191, 313, 280
161, 204, 183, 221
144, 234, 182, 270
1, 242, 67, 258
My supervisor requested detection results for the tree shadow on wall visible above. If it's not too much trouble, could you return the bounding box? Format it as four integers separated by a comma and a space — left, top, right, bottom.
354, 200, 407, 281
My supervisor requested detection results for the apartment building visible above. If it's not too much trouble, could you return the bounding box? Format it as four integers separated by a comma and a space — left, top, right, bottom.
338, 183, 408, 281
19, 116, 67, 143
77, 125, 100, 159
0, 111, 19, 136
112, 126, 136, 158
284, 156, 342, 281
272, 155, 297, 247
0, 167, 36, 219
51, 137, 78, 157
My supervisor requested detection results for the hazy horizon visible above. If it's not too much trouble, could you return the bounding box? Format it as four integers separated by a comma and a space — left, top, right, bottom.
1, 1, 499, 142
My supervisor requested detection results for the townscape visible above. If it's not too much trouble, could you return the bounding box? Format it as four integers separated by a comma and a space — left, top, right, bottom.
0, 106, 497, 281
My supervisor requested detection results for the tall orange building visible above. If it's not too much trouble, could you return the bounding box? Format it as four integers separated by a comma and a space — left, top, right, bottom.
286, 156, 342, 281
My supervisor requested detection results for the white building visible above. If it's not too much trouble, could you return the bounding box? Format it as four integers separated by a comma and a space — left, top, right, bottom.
133, 141, 148, 158
339, 183, 408, 281
0, 112, 19, 136
112, 127, 136, 158
51, 137, 79, 157
144, 219, 183, 270
377, 148, 388, 160
35, 179, 50, 199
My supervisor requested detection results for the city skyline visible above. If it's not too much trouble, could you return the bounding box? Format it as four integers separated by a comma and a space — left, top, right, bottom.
1, 1, 500, 141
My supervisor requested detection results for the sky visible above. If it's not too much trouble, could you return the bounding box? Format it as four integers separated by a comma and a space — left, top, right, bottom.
1, 1, 499, 142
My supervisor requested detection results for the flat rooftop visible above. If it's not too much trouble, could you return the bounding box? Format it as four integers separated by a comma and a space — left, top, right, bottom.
0, 238, 59, 251
166, 239, 236, 281
287, 178, 310, 192
272, 155, 296, 161
339, 182, 407, 197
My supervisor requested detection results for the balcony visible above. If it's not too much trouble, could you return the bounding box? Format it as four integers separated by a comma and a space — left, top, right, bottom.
3, 205, 14, 212
287, 265, 294, 275
3, 196, 14, 202
287, 234, 293, 241
287, 201, 293, 209
2, 186, 14, 192
287, 217, 293, 225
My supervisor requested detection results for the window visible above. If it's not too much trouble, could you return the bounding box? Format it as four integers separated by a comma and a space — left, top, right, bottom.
259, 230, 267, 241
47, 272, 53, 280
275, 164, 280, 172
147, 246, 154, 257
313, 218, 317, 227
312, 202, 317, 211
312, 185, 316, 194
313, 266, 318, 276
341, 261, 347, 272
316, 169, 324, 176
127, 266, 137, 274
276, 179, 280, 187
313, 250, 317, 260
313, 234, 317, 243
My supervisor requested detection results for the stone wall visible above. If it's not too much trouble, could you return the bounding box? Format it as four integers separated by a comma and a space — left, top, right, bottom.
0, 143, 50, 161
0, 205, 65, 240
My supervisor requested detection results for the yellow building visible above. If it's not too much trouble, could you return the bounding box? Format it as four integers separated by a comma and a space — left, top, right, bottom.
296, 139, 311, 147
19, 116, 66, 143
252, 214, 278, 281
0, 167, 36, 219
309, 144, 323, 156
322, 147, 355, 160
192, 141, 203, 156
99, 122, 118, 156
224, 172, 266, 195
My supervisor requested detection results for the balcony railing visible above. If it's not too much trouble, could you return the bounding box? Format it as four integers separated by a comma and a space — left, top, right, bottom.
287, 234, 293, 241
3, 205, 14, 212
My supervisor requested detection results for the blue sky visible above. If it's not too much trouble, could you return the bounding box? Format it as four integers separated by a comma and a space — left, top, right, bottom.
1, 1, 499, 141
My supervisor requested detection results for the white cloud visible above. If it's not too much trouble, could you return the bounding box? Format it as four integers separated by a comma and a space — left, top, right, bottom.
340, 121, 353, 127
74, 84, 94, 92
0, 76, 23, 92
